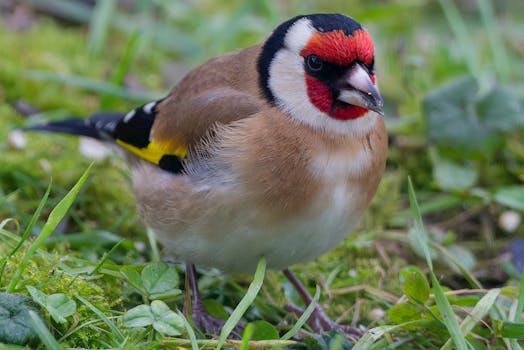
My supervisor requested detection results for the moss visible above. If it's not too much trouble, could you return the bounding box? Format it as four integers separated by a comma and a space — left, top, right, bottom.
1, 3, 522, 348
0, 17, 167, 347
0, 15, 171, 238
1, 242, 125, 348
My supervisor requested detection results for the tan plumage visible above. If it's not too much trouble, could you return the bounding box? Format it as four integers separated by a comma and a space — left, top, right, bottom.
152, 46, 264, 152
131, 32, 387, 273
135, 108, 386, 272
29, 13, 387, 334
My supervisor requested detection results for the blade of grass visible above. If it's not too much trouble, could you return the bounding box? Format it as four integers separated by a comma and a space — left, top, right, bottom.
432, 243, 482, 289
407, 177, 433, 271
88, 0, 117, 55
28, 310, 63, 350
515, 271, 524, 322
216, 257, 267, 350
354, 321, 428, 350
328, 334, 345, 350
509, 273, 524, 347
58, 315, 123, 343
89, 239, 125, 276
280, 286, 320, 340
0, 225, 25, 248
110, 31, 143, 87
476, 0, 511, 82
240, 322, 254, 350
7, 166, 91, 292
22, 0, 92, 23
177, 310, 199, 350
354, 325, 399, 350
441, 289, 500, 350
509, 338, 523, 350
163, 338, 296, 349
0, 190, 18, 209
437, 0, 481, 81
431, 259, 469, 350
408, 177, 468, 350
146, 228, 161, 262
0, 182, 51, 284
0, 218, 18, 231
101, 31, 144, 108
0, 219, 20, 281
495, 321, 524, 339
76, 295, 125, 343
24, 70, 159, 103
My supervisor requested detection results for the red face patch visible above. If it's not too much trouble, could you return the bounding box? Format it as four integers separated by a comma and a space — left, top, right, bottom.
305, 76, 368, 120
301, 29, 375, 120
300, 29, 374, 66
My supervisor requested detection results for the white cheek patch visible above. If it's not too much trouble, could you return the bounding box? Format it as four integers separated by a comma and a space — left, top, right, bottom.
284, 18, 315, 52
268, 50, 309, 111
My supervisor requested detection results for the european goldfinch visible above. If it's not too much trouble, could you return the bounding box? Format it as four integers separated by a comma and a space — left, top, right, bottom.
28, 13, 387, 336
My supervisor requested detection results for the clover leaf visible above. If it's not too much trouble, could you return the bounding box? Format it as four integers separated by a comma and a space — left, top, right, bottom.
0, 292, 43, 345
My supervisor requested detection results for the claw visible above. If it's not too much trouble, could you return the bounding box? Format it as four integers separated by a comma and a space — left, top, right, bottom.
186, 263, 244, 338
192, 302, 243, 338
283, 269, 365, 339
285, 302, 364, 338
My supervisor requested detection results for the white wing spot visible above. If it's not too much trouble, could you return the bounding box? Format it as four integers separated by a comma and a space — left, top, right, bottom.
123, 109, 136, 123
143, 101, 156, 114
105, 121, 117, 132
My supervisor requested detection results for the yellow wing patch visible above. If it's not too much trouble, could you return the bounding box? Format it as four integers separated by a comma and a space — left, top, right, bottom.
116, 139, 187, 164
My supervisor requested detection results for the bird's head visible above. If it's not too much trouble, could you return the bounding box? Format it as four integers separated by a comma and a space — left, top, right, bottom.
258, 14, 383, 135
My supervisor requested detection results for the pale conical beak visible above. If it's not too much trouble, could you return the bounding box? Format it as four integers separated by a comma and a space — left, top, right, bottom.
336, 64, 384, 116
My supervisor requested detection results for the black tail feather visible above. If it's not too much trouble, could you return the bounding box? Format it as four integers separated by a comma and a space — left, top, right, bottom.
24, 112, 124, 140
25, 118, 102, 139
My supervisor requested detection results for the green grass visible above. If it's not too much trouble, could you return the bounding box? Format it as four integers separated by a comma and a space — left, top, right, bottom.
1, 0, 524, 349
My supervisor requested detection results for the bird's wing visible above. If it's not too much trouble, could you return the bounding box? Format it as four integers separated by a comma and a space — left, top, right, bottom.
27, 46, 264, 173
114, 87, 264, 173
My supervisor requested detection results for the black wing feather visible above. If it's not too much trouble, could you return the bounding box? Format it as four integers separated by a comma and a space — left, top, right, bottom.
24, 100, 185, 174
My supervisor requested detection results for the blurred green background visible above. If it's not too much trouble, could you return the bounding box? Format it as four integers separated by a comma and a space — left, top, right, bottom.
2, 0, 523, 269
1, 0, 524, 348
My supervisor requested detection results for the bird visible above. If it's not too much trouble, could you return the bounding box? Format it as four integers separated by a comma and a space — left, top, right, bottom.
26, 13, 387, 337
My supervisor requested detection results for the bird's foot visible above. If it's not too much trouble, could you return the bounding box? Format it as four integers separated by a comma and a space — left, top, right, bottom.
285, 303, 364, 338
192, 302, 243, 339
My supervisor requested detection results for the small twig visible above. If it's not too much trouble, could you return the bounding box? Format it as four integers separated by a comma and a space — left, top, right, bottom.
12, 99, 40, 117
480, 209, 495, 248
162, 338, 297, 349
375, 241, 391, 267
334, 302, 356, 324
434, 205, 484, 229
330, 284, 399, 304
65, 313, 80, 336
350, 298, 362, 327
318, 275, 333, 302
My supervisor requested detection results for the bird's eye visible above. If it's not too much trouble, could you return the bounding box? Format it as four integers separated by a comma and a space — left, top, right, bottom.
306, 55, 323, 72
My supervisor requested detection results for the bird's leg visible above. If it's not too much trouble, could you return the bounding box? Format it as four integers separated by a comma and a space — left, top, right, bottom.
186, 263, 226, 336
282, 268, 363, 338
185, 263, 242, 338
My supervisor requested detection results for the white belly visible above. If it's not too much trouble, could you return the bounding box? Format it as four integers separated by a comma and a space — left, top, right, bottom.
155, 177, 363, 274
